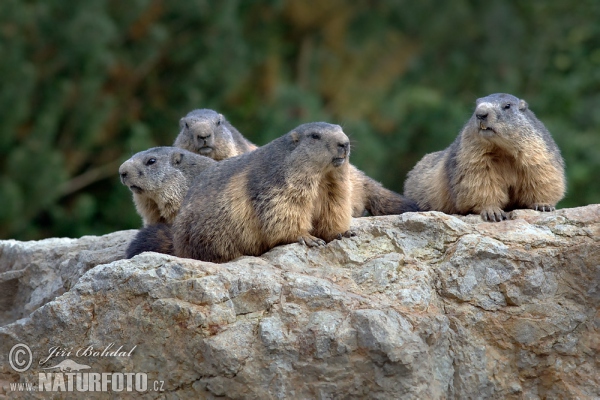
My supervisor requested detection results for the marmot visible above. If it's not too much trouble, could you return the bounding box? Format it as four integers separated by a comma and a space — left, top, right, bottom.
173, 109, 257, 161
173, 122, 354, 263
173, 109, 418, 217
404, 93, 566, 222
119, 147, 216, 225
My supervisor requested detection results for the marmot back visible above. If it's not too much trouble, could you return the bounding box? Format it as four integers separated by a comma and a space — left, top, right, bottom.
173, 109, 257, 161
173, 122, 354, 263
404, 93, 565, 221
119, 147, 216, 225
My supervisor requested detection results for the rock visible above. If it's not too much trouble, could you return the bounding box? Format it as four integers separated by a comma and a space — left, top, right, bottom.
0, 205, 598, 399
0, 230, 135, 326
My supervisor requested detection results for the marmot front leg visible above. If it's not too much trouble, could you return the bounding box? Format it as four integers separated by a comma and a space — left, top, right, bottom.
453, 168, 510, 223
516, 162, 564, 214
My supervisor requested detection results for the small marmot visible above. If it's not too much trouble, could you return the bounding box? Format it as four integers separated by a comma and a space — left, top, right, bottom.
173, 122, 354, 263
119, 147, 216, 225
173, 109, 257, 161
404, 93, 566, 222
173, 109, 418, 217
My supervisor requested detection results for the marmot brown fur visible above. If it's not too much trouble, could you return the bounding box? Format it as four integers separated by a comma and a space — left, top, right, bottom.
173, 109, 418, 217
173, 122, 354, 263
173, 109, 257, 161
348, 165, 419, 216
119, 147, 215, 225
404, 93, 566, 222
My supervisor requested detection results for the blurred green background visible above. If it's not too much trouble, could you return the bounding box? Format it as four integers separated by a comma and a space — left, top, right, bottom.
1, 0, 599, 240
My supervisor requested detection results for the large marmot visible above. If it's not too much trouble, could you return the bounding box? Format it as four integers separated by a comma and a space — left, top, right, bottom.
173, 122, 354, 263
404, 93, 566, 222
173, 109, 257, 161
119, 147, 215, 225
173, 109, 418, 217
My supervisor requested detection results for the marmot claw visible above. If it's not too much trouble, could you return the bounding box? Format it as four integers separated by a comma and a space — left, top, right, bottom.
531, 203, 555, 212
298, 235, 326, 247
481, 208, 507, 222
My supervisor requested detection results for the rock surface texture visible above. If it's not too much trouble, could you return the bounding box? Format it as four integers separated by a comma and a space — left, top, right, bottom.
0, 205, 598, 399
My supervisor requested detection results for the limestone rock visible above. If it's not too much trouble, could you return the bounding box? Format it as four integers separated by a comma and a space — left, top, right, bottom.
0, 205, 598, 399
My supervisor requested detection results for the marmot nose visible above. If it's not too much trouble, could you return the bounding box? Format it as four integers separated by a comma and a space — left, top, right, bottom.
197, 134, 211, 140
338, 142, 350, 155
120, 172, 128, 182
476, 112, 488, 121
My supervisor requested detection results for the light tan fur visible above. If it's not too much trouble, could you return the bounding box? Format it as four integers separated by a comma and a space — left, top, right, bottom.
222, 171, 265, 252
347, 164, 369, 217
311, 167, 353, 240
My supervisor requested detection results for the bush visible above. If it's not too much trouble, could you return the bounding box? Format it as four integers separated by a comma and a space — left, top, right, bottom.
1, 0, 598, 239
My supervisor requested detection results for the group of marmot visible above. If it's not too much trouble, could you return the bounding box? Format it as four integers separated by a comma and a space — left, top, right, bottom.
120, 93, 565, 263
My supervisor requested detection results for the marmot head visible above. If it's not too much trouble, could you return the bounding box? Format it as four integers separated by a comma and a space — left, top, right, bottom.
468, 93, 536, 148
119, 147, 213, 195
174, 109, 237, 161
120, 147, 215, 224
286, 122, 350, 172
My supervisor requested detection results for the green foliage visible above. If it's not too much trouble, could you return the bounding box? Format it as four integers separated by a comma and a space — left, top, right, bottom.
1, 0, 599, 239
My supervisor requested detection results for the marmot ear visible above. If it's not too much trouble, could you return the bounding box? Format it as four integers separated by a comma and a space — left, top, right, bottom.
172, 152, 184, 165
290, 131, 299, 144
179, 118, 187, 130
519, 99, 528, 111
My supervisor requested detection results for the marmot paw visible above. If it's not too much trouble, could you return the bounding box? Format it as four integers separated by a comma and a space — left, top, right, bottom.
530, 203, 555, 212
480, 208, 507, 222
298, 235, 326, 247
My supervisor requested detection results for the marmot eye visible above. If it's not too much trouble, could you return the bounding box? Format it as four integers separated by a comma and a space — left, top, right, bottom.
216, 119, 221, 126
185, 122, 190, 129
503, 103, 511, 110
146, 158, 157, 166
311, 133, 321, 140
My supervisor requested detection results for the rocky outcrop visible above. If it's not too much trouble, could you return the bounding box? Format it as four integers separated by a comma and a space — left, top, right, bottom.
0, 206, 598, 399
0, 230, 135, 326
